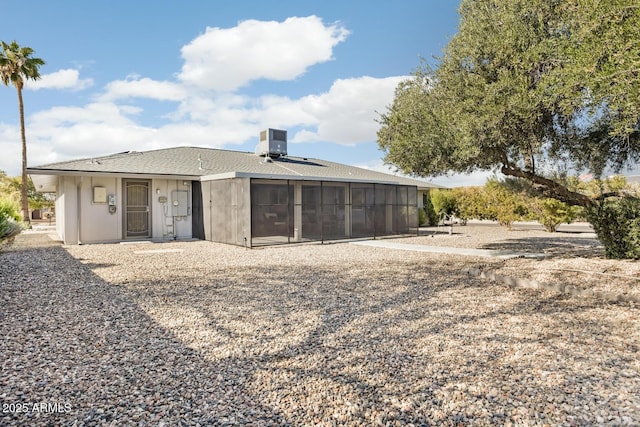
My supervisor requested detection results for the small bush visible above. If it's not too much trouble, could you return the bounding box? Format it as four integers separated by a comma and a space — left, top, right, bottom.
483, 179, 528, 229
530, 198, 579, 232
587, 196, 640, 259
0, 196, 21, 222
452, 186, 488, 222
423, 192, 438, 225
0, 212, 23, 248
430, 189, 457, 218
418, 208, 427, 226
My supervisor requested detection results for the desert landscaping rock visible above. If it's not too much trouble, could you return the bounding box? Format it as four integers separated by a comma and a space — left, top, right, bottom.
1, 226, 638, 425
392, 226, 639, 301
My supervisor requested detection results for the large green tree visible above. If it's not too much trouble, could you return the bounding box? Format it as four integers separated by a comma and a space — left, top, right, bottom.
378, 0, 639, 208
0, 41, 45, 225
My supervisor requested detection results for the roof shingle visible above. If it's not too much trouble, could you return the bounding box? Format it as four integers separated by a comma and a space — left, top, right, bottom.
28, 146, 443, 189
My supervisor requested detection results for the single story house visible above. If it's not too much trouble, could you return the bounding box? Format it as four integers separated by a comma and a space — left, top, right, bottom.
28, 129, 442, 247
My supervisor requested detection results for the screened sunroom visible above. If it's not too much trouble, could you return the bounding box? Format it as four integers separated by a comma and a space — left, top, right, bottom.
201, 177, 419, 248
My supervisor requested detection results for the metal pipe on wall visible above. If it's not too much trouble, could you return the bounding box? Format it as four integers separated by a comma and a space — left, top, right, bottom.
76, 176, 83, 245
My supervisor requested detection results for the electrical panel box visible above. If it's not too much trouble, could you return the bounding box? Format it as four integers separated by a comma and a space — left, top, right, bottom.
171, 190, 188, 216
93, 186, 107, 204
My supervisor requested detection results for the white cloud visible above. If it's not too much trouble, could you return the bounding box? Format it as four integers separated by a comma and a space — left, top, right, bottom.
100, 77, 187, 101
23, 103, 148, 162
30, 102, 141, 127
0, 17, 414, 176
9, 98, 261, 172
3, 74, 405, 175
0, 103, 146, 174
26, 69, 93, 91
151, 122, 253, 149
290, 76, 407, 145
351, 158, 399, 174
171, 93, 254, 123
178, 16, 349, 91
352, 158, 492, 188
252, 94, 317, 129
0, 124, 21, 174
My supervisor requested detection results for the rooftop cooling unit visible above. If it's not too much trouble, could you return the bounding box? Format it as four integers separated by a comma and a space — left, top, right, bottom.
256, 128, 287, 158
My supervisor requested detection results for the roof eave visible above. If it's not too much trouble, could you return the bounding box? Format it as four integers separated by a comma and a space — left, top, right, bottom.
201, 171, 427, 187
27, 166, 441, 190
27, 168, 200, 181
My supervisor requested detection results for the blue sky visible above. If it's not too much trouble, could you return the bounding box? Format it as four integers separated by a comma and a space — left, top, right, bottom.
1, 1, 493, 186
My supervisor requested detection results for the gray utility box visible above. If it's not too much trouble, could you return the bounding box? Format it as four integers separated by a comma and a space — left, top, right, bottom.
172, 190, 189, 216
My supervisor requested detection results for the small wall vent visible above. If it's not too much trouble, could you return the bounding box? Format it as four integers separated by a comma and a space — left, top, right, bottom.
255, 128, 287, 158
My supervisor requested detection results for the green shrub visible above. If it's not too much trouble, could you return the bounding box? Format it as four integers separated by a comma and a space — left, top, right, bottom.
430, 189, 457, 217
451, 186, 488, 221
0, 196, 21, 222
587, 196, 640, 259
422, 192, 438, 225
483, 179, 529, 229
0, 197, 23, 248
418, 208, 427, 226
0, 212, 23, 247
530, 198, 579, 232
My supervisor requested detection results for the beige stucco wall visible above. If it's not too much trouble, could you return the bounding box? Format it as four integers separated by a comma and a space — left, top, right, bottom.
150, 178, 193, 240
79, 176, 121, 243
54, 175, 193, 244
55, 176, 79, 244
418, 189, 427, 209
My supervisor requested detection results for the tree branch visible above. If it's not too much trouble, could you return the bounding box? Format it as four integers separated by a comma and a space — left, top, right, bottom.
500, 165, 594, 208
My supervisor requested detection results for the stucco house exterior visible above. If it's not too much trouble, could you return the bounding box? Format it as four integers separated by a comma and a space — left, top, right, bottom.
28, 130, 442, 247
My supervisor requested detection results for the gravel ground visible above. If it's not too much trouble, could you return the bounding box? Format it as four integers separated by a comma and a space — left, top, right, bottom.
394, 225, 639, 298
0, 226, 638, 426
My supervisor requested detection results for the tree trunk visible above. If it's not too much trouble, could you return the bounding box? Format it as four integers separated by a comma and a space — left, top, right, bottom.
500, 164, 595, 208
17, 85, 30, 225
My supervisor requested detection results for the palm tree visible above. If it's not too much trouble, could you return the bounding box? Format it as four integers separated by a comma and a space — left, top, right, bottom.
0, 41, 45, 225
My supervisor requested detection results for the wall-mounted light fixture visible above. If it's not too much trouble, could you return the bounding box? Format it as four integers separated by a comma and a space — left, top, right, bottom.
156, 188, 160, 195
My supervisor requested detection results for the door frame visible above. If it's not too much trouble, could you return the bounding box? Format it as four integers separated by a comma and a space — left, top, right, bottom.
123, 179, 152, 239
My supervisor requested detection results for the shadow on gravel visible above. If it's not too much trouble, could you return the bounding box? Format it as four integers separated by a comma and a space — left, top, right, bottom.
418, 229, 462, 237
2, 234, 637, 426
0, 234, 289, 426
481, 236, 604, 257
117, 259, 638, 425
73, 261, 119, 270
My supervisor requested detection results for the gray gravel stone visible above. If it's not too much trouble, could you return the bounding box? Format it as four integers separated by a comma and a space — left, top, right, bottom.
1, 229, 638, 426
